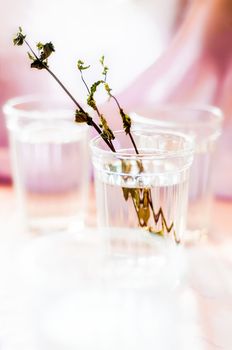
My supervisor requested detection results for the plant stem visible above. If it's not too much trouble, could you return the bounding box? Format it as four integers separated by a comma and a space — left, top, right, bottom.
110, 92, 177, 239
80, 71, 91, 94
46, 66, 115, 152
78, 71, 116, 152
24, 40, 115, 152
45, 66, 84, 110
25, 40, 83, 111
24, 39, 175, 240
128, 132, 139, 154
110, 94, 139, 154
111, 94, 120, 110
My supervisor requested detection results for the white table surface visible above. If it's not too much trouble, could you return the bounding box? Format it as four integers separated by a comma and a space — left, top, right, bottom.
0, 184, 232, 350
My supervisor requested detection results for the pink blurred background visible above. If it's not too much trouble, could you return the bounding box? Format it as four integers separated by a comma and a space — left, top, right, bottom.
1, 0, 232, 196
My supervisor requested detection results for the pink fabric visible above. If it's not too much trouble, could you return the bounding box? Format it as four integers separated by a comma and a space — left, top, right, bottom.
101, 0, 232, 197
108, 0, 232, 115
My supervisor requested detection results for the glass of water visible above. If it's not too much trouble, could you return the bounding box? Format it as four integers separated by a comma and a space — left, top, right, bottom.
131, 105, 223, 242
3, 95, 89, 234
90, 129, 194, 244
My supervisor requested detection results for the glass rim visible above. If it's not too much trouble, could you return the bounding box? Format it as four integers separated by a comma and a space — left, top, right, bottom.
90, 129, 195, 160
130, 104, 223, 129
2, 94, 87, 122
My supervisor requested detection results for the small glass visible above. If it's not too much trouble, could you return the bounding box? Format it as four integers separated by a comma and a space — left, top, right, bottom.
131, 105, 223, 242
3, 95, 89, 234
90, 129, 194, 244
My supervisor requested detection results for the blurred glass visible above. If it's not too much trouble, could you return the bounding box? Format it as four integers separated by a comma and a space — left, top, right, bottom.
3, 95, 89, 234
131, 105, 223, 242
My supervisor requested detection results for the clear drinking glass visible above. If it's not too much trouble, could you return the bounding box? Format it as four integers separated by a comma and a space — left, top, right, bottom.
3, 95, 89, 233
90, 130, 194, 244
131, 105, 223, 242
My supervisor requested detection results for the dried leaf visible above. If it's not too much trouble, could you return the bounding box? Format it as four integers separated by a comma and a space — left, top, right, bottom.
99, 115, 115, 141
138, 206, 150, 225
119, 108, 131, 134
75, 109, 92, 124
13, 27, 26, 46
136, 160, 144, 173
122, 187, 129, 201
40, 42, 55, 60
31, 59, 46, 70
134, 189, 140, 208
121, 160, 131, 174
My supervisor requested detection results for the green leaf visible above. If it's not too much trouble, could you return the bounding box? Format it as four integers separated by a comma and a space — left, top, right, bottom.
104, 83, 111, 95
102, 66, 108, 76
100, 56, 108, 79
99, 55, 104, 66
87, 80, 104, 111
87, 95, 97, 110
37, 42, 44, 51
77, 59, 90, 71
90, 80, 104, 94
